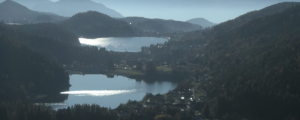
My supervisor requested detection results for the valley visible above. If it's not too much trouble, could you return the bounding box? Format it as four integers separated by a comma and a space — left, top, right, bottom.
0, 0, 300, 120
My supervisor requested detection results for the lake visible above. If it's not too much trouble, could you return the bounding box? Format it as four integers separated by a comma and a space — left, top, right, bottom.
51, 74, 177, 109
79, 37, 168, 52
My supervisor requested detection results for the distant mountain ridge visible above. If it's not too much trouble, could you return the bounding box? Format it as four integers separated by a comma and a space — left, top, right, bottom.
12, 0, 51, 8
60, 11, 135, 38
121, 17, 202, 33
0, 0, 66, 23
31, 0, 123, 18
186, 18, 216, 28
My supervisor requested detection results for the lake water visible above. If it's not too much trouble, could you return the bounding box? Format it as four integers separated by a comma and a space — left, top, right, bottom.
79, 37, 168, 52
52, 74, 177, 109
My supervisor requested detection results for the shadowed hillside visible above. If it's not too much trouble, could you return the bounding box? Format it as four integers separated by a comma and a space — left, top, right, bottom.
0, 25, 70, 102
8, 23, 80, 46
200, 5, 300, 119
0, 23, 113, 65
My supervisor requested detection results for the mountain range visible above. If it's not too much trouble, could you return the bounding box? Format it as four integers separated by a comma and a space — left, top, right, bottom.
1, 1, 300, 119
2, 0, 51, 8
0, 0, 66, 23
31, 0, 123, 18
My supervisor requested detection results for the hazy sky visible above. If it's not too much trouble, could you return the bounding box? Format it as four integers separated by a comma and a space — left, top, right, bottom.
11, 0, 300, 23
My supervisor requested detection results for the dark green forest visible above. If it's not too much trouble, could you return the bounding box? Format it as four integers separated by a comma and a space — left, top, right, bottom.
0, 23, 113, 65
8, 23, 80, 46
0, 28, 69, 102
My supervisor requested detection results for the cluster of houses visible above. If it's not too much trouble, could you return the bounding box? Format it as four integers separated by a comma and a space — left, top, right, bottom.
116, 88, 207, 120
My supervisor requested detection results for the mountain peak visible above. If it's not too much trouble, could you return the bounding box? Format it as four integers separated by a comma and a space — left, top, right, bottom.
31, 0, 123, 18
0, 0, 66, 23
0, 0, 30, 11
186, 18, 216, 28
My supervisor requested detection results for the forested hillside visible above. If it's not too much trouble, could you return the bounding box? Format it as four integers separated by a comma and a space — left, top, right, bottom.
199, 5, 300, 119
60, 11, 135, 38
0, 24, 113, 65
8, 23, 80, 46
0, 27, 69, 102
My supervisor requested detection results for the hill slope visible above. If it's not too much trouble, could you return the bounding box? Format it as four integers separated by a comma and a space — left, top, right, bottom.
186, 18, 216, 28
60, 11, 135, 38
210, 2, 300, 36
0, 25, 70, 102
31, 0, 123, 18
179, 2, 300, 45
0, 23, 113, 65
0, 0, 66, 23
201, 5, 300, 119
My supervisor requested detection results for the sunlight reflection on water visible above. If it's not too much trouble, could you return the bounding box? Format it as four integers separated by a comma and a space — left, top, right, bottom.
61, 89, 141, 97
79, 38, 111, 46
45, 74, 177, 109
79, 37, 168, 52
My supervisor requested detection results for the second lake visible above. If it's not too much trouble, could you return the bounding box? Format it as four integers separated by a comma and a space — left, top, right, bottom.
55, 74, 177, 109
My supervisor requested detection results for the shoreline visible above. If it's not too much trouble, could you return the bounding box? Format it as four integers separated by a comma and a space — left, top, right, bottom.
66, 68, 182, 82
